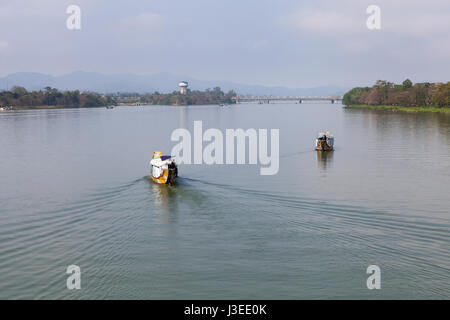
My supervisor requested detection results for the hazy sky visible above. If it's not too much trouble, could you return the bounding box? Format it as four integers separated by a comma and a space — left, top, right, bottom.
0, 0, 449, 87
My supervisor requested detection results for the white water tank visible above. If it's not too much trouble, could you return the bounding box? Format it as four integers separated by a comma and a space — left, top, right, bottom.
179, 81, 188, 95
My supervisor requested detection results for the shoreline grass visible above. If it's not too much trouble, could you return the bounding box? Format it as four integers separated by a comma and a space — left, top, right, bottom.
345, 104, 450, 114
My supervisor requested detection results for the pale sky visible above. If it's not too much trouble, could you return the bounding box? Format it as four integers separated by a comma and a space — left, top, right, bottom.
0, 0, 449, 87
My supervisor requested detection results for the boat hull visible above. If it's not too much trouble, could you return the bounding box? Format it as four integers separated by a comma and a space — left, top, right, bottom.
315, 140, 333, 151
151, 165, 178, 185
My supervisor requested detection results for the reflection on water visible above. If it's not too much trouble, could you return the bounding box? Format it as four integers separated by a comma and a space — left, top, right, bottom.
316, 150, 334, 170
150, 179, 172, 204
147, 177, 178, 219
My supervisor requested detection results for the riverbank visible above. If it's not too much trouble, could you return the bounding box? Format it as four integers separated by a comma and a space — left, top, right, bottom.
1, 87, 115, 110
342, 80, 450, 112
3, 105, 111, 110
345, 104, 450, 114
1, 103, 227, 110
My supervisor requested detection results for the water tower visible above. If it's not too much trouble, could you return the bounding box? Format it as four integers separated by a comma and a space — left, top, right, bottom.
179, 81, 188, 95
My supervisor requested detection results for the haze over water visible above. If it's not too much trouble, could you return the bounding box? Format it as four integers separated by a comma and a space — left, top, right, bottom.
0, 103, 449, 299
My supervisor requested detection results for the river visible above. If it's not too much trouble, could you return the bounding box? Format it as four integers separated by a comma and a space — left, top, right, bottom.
0, 103, 449, 299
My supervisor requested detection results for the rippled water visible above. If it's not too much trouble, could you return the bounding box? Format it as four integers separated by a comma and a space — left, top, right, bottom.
0, 103, 449, 299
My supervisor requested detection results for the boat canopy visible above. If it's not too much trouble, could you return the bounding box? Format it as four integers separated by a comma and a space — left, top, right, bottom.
318, 131, 333, 138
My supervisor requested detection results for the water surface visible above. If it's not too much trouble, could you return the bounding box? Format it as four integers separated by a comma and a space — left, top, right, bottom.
0, 103, 449, 299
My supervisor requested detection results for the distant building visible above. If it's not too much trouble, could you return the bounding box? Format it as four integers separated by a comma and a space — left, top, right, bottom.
179, 81, 188, 95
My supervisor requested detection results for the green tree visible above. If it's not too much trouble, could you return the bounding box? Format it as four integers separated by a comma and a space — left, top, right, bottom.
432, 82, 450, 107
402, 79, 413, 89
11, 86, 28, 97
342, 87, 370, 106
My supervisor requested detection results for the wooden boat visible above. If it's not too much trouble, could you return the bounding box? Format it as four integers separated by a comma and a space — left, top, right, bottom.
150, 151, 178, 185
315, 131, 334, 151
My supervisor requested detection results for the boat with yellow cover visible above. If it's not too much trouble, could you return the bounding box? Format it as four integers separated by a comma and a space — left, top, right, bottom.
150, 151, 178, 185
315, 131, 334, 151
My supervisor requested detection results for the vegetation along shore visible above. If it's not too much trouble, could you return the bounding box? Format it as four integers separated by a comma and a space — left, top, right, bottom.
343, 80, 450, 113
0, 86, 116, 109
0, 86, 236, 110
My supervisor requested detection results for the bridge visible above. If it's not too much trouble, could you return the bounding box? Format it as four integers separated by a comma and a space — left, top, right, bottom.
233, 96, 343, 104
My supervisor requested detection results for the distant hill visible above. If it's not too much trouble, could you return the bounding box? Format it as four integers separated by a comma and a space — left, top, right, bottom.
0, 71, 348, 96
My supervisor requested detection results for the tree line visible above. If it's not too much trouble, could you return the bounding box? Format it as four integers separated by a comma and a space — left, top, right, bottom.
0, 86, 116, 108
1, 86, 237, 108
138, 87, 236, 105
343, 80, 450, 108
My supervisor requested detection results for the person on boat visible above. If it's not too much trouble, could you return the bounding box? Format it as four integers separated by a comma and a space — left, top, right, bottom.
150, 152, 175, 179
150, 152, 164, 177
151, 157, 163, 178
